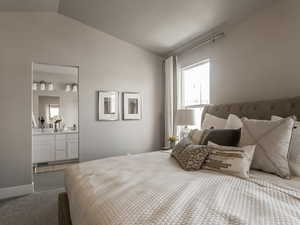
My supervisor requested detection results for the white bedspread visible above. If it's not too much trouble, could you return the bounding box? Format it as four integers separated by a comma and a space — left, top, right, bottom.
65, 151, 300, 225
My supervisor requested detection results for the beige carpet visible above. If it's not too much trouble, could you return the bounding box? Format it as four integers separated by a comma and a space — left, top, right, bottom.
0, 188, 64, 225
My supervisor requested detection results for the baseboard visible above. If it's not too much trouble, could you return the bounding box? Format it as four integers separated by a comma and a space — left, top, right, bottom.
0, 183, 34, 200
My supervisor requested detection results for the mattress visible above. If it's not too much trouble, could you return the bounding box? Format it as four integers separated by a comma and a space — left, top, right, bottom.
65, 151, 300, 225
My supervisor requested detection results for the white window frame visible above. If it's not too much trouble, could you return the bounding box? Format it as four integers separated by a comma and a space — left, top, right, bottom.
180, 59, 210, 109
48, 104, 60, 119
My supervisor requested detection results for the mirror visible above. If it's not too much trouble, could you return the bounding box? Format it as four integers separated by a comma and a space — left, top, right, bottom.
32, 63, 79, 132
38, 96, 60, 126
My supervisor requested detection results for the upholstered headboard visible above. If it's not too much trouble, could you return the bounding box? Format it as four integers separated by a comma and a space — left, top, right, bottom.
202, 96, 300, 122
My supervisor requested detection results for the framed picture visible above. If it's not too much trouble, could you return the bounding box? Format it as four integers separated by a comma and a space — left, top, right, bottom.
98, 91, 119, 121
123, 92, 142, 120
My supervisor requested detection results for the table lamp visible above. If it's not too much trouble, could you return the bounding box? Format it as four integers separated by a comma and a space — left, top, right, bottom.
176, 109, 196, 139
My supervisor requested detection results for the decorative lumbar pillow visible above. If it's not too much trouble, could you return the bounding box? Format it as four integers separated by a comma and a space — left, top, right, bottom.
271, 115, 300, 176
202, 113, 227, 129
203, 142, 256, 178
172, 145, 209, 171
239, 118, 294, 178
200, 129, 241, 147
225, 114, 244, 129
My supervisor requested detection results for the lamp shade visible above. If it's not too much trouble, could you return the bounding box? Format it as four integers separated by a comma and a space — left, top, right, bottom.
47, 82, 54, 91
176, 109, 196, 126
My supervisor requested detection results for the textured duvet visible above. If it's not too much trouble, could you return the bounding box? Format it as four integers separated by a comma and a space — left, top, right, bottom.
65, 151, 300, 225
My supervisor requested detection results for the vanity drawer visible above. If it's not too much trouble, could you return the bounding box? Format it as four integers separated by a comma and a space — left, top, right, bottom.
67, 133, 78, 141
55, 150, 67, 161
55, 134, 66, 140
33, 135, 54, 144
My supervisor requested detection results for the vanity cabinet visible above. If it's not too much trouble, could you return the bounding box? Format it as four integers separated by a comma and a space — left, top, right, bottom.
32, 135, 55, 163
32, 132, 79, 164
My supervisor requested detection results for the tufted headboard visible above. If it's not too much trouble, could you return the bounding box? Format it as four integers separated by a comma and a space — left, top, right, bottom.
202, 96, 300, 122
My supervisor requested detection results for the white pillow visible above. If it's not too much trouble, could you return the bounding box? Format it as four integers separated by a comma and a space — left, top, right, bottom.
225, 114, 243, 129
202, 113, 226, 129
271, 115, 300, 177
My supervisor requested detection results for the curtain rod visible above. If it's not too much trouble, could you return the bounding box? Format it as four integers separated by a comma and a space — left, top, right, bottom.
166, 32, 225, 58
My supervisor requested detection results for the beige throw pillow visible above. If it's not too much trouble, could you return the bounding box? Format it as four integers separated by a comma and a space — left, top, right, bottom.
203, 142, 256, 178
271, 115, 300, 177
189, 129, 204, 145
239, 118, 294, 178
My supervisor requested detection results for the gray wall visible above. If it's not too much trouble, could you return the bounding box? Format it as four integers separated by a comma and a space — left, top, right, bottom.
0, 12, 163, 189
179, 0, 300, 105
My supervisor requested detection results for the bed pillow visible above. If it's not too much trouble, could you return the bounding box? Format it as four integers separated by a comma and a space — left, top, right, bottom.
239, 118, 294, 178
189, 129, 204, 145
202, 113, 226, 129
171, 145, 209, 171
225, 114, 243, 129
271, 115, 300, 176
203, 142, 256, 178
200, 128, 241, 147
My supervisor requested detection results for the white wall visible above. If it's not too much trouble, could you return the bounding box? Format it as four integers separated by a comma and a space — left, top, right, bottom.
0, 12, 163, 189
179, 0, 300, 105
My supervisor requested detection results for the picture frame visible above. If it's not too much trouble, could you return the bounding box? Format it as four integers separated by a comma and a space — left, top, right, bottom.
98, 90, 119, 121
122, 92, 142, 120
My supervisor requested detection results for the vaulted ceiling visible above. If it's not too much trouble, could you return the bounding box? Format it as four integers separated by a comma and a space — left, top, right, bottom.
0, 0, 276, 55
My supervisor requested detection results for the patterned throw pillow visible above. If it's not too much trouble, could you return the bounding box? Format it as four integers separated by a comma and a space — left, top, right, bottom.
172, 145, 209, 171
239, 118, 294, 178
203, 142, 256, 178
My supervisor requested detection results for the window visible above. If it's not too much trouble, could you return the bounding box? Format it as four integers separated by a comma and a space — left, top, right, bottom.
49, 104, 60, 119
181, 60, 210, 107
180, 60, 210, 128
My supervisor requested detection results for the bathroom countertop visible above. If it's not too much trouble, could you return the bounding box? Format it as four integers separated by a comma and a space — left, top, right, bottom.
32, 130, 78, 136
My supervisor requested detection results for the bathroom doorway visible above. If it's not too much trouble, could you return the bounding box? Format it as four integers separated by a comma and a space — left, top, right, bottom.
31, 63, 79, 191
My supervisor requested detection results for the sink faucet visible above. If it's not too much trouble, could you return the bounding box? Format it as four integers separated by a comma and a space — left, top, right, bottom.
54, 119, 62, 132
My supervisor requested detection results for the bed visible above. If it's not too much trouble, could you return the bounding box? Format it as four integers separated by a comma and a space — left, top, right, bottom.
63, 96, 300, 225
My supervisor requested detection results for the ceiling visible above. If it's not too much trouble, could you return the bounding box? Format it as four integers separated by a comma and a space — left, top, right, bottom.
0, 0, 59, 11
0, 0, 276, 55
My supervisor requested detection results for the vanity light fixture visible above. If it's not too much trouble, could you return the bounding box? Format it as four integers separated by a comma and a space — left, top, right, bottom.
47, 82, 54, 91
65, 84, 71, 92
72, 84, 78, 92
40, 81, 46, 91
32, 82, 38, 91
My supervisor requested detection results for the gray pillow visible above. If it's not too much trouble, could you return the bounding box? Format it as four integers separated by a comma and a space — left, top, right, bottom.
239, 118, 294, 178
200, 129, 241, 147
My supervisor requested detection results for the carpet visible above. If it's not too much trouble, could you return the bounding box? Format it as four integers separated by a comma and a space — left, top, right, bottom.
0, 188, 64, 225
